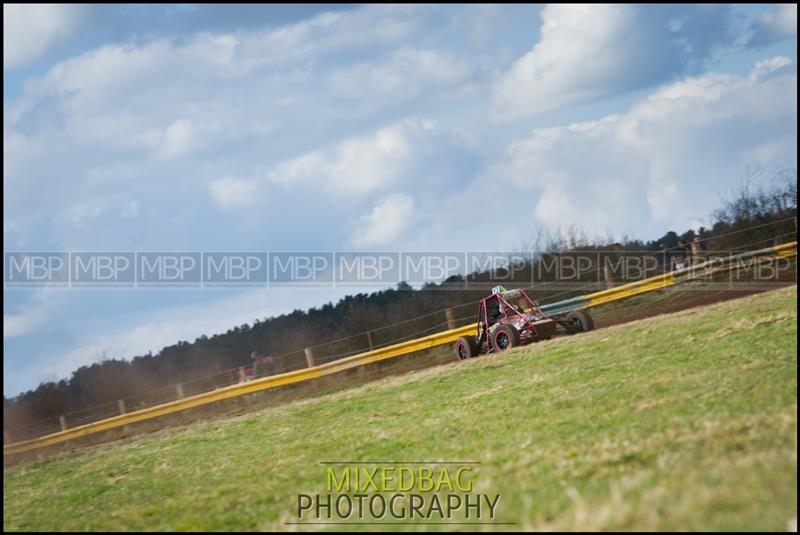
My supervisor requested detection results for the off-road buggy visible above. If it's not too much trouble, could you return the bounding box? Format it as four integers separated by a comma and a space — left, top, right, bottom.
455, 286, 594, 359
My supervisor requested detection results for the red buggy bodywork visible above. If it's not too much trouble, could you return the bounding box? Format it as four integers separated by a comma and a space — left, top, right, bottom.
454, 288, 594, 360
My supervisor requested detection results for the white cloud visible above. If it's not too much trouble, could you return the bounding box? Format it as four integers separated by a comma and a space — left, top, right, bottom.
492, 57, 797, 237
491, 4, 732, 121
158, 119, 195, 158
742, 136, 797, 167
3, 4, 88, 70
754, 4, 797, 42
4, 308, 47, 339
349, 193, 415, 248
407, 57, 796, 251
3, 6, 474, 251
208, 176, 261, 208
3, 291, 59, 339
3, 8, 434, 157
268, 120, 430, 196
330, 47, 474, 101
750, 55, 793, 80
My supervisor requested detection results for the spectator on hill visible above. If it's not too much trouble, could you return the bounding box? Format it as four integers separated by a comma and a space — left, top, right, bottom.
262, 355, 276, 376
251, 350, 261, 375
252, 351, 276, 377
673, 240, 689, 270
691, 235, 707, 265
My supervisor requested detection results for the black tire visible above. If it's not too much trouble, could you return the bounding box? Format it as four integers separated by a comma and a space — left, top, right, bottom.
455, 336, 479, 360
566, 310, 594, 333
491, 325, 520, 352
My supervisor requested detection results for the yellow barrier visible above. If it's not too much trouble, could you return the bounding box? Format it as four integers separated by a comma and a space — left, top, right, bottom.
4, 242, 795, 456
774, 241, 798, 258
4, 324, 476, 455
586, 272, 677, 308
584, 241, 797, 308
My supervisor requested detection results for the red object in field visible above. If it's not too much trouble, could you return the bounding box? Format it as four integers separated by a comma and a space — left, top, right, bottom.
454, 287, 594, 360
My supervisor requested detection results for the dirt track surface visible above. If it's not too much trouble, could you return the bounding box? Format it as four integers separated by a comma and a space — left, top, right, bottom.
596, 288, 783, 329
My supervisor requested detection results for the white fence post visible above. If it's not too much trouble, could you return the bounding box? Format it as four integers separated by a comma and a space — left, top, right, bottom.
366, 331, 375, 350
603, 265, 614, 288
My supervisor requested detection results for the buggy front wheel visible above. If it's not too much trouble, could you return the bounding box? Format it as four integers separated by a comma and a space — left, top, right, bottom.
491, 325, 520, 352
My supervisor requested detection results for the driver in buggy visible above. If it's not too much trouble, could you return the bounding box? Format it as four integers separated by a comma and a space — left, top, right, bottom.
477, 293, 505, 348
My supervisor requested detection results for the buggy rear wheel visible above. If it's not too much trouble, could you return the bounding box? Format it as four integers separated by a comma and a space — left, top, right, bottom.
566, 310, 594, 333
491, 325, 520, 352
455, 336, 479, 360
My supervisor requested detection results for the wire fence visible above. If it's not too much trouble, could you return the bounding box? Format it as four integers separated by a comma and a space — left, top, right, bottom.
4, 219, 797, 444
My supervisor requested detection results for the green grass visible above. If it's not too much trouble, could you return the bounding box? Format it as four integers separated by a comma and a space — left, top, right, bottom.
4, 287, 797, 531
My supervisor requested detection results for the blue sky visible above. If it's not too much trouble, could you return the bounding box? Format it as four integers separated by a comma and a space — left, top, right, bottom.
3, 4, 797, 396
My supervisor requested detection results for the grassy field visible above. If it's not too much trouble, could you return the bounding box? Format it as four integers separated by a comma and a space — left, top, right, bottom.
4, 287, 797, 531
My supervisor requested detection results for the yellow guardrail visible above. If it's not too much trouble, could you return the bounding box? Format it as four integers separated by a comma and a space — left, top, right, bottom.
583, 241, 797, 308
774, 241, 798, 258
4, 241, 795, 456
585, 272, 677, 308
4, 324, 476, 456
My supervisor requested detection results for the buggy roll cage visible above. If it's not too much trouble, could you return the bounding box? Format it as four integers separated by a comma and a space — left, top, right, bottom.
478, 289, 543, 327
